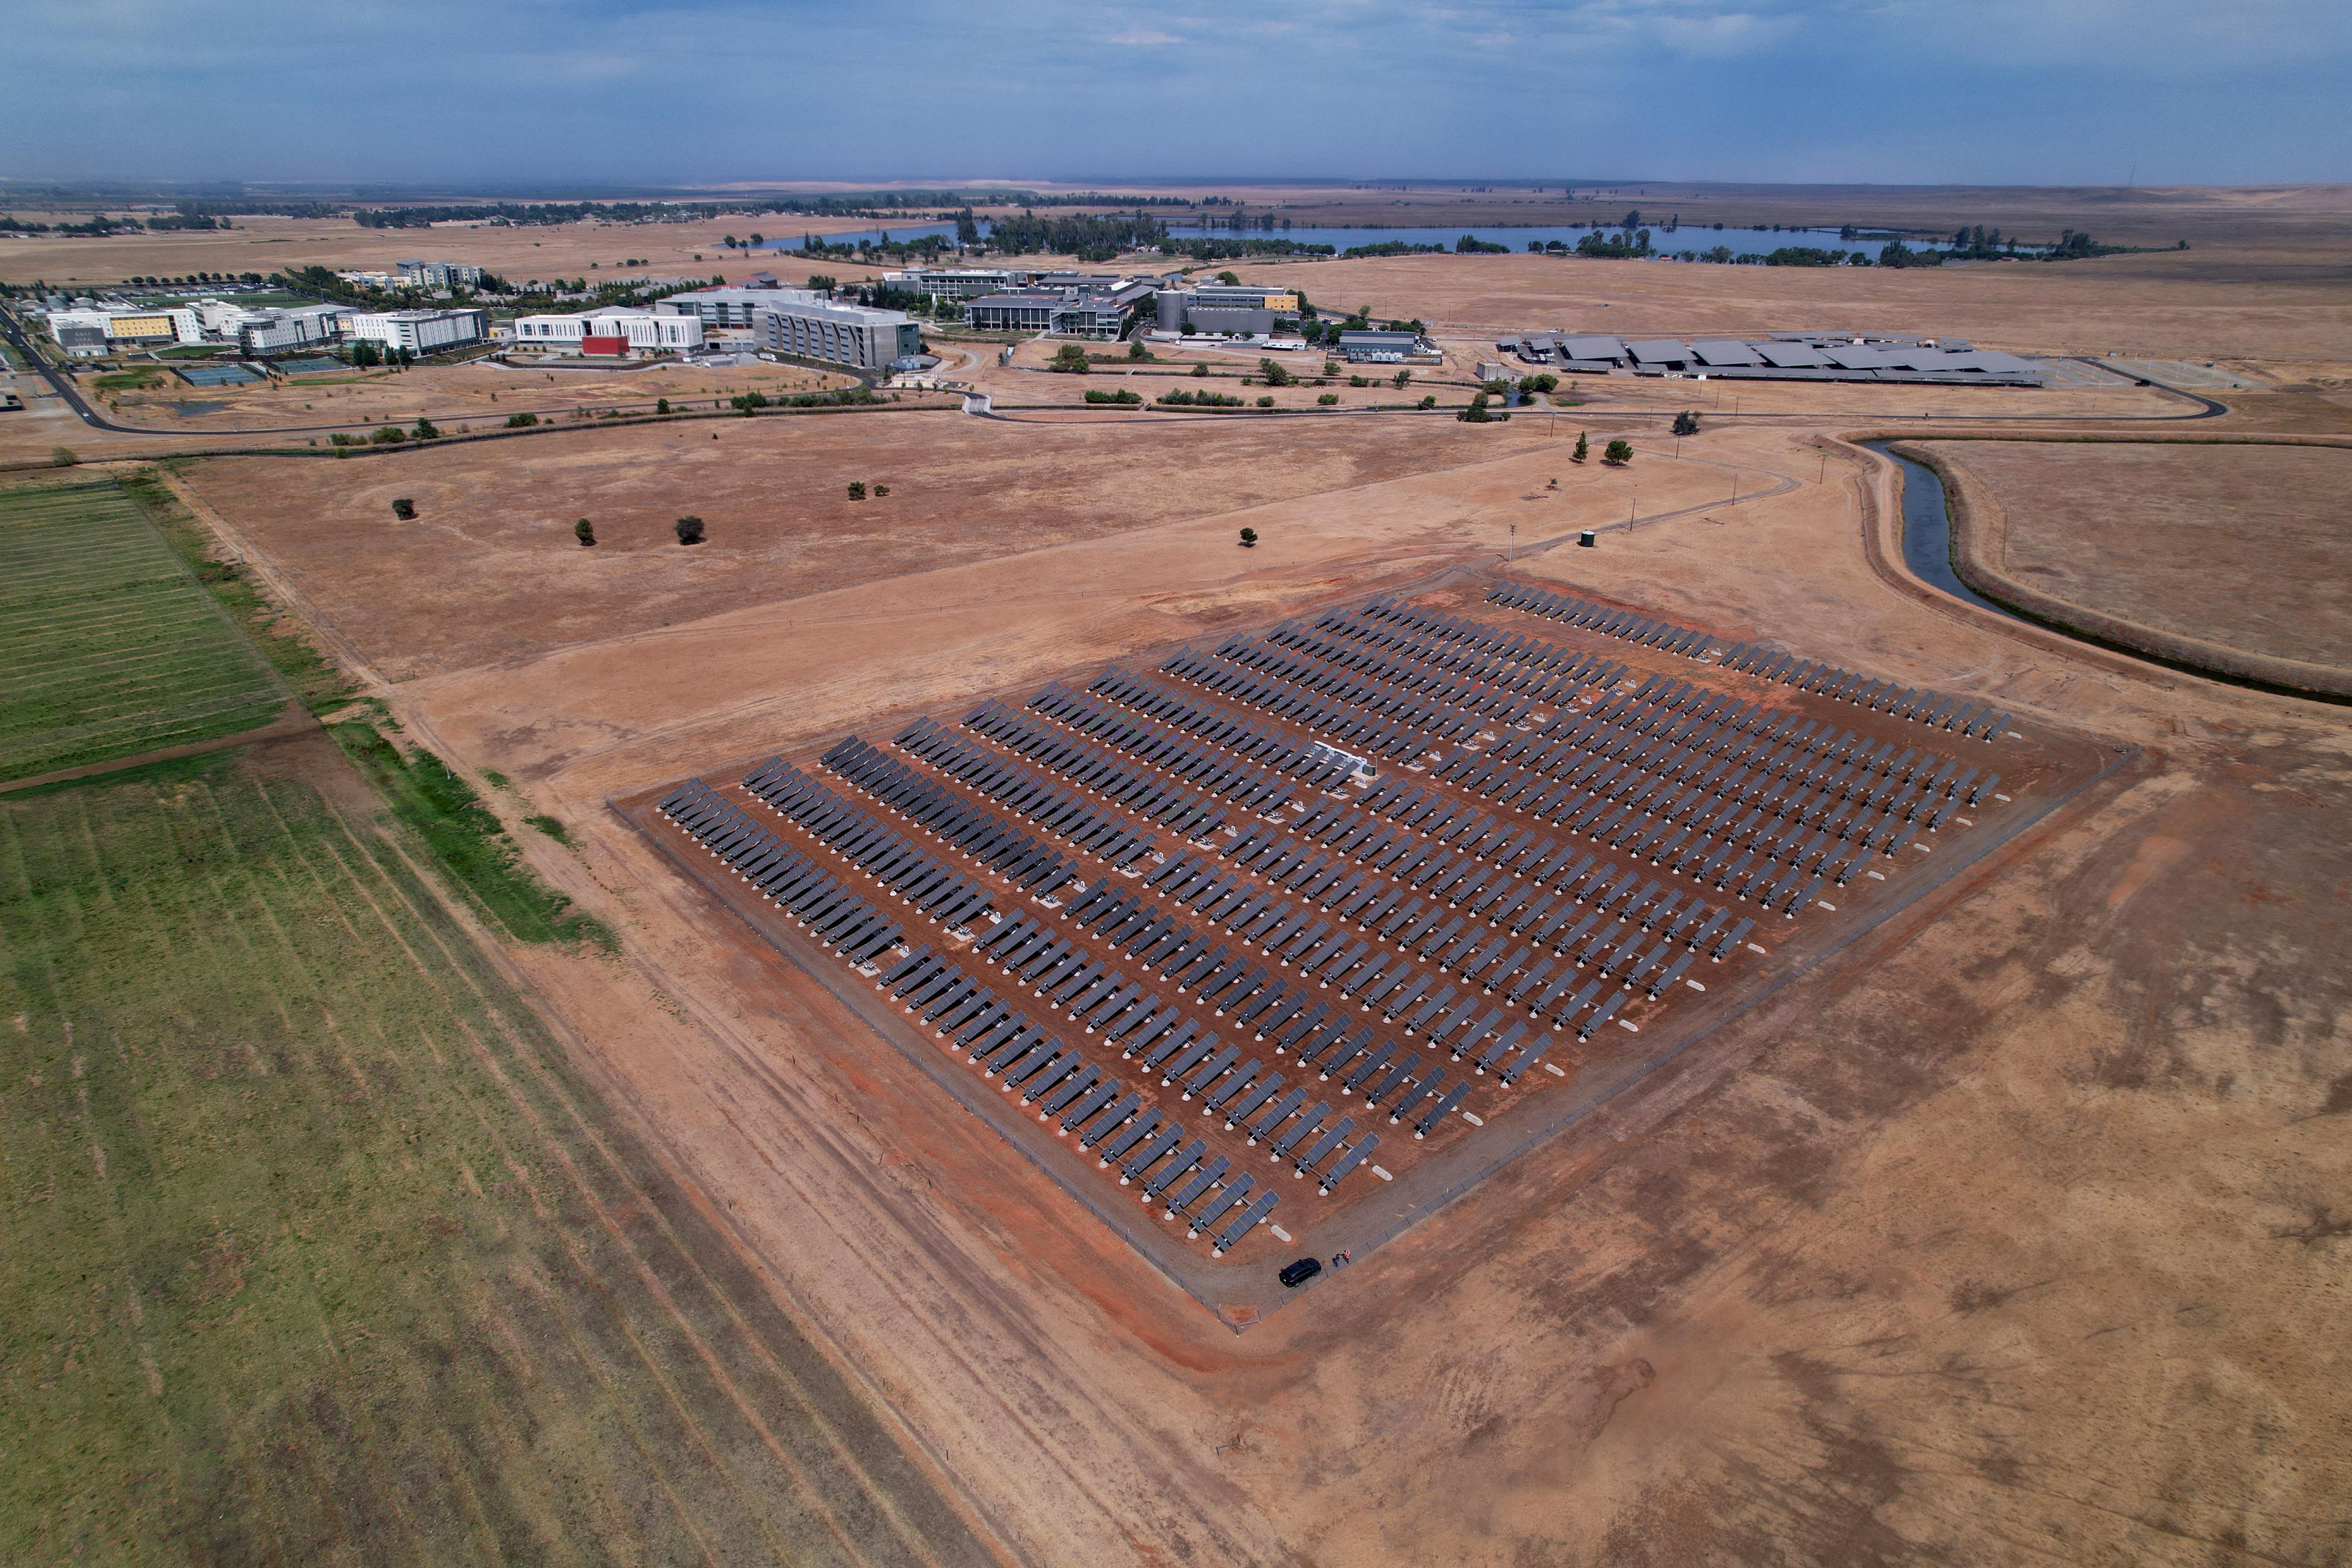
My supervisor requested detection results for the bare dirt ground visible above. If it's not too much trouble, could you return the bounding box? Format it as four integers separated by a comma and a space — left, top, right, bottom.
1922, 440, 2352, 670
179, 411, 1707, 680
138, 239, 2352, 1565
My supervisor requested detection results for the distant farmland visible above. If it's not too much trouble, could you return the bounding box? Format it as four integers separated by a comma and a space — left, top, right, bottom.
0, 749, 993, 1566
0, 480, 285, 780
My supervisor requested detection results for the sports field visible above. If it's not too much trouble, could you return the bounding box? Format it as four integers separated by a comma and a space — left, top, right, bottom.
0, 481, 286, 780
0, 747, 992, 1567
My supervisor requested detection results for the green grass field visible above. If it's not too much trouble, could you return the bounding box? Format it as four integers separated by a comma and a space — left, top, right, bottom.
0, 750, 991, 1567
0, 481, 286, 780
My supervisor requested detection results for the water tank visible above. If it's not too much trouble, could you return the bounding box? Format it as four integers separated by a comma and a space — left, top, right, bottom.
1578, 529, 1597, 548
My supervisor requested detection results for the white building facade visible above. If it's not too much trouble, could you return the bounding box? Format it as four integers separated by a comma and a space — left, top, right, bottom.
509, 310, 705, 356
344, 309, 489, 354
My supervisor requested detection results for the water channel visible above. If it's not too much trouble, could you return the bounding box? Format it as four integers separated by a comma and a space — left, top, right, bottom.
1862, 441, 2026, 623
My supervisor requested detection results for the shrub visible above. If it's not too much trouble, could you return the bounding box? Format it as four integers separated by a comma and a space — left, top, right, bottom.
1238, 527, 1258, 547
675, 515, 705, 544
847, 481, 866, 501
1350, 375, 1369, 387
1192, 362, 1209, 378
873, 484, 889, 497
1258, 358, 1293, 388
1418, 394, 1437, 409
505, 411, 539, 428
574, 517, 595, 546
656, 397, 671, 414
731, 390, 769, 413
1604, 438, 1634, 465
412, 417, 440, 440
1127, 339, 1147, 359
1083, 388, 1143, 405
1050, 342, 1091, 374
1256, 395, 1275, 408
1672, 409, 1700, 436
1318, 392, 1339, 405
391, 497, 417, 520
372, 424, 406, 444
50, 446, 79, 467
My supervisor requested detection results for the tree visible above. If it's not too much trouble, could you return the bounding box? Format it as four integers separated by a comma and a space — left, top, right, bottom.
1460, 391, 1497, 423
675, 515, 705, 544
1522, 373, 1558, 394
1238, 527, 1258, 547
574, 517, 596, 547
1258, 358, 1292, 387
1128, 338, 1147, 359
1318, 392, 1339, 405
1050, 342, 1091, 374
1392, 369, 1412, 389
656, 397, 670, 414
1573, 430, 1590, 463
506, 411, 539, 427
1256, 396, 1275, 407
846, 481, 866, 501
1217, 271, 1241, 286
412, 417, 440, 440
1604, 439, 1634, 465
372, 425, 407, 445
1418, 394, 1437, 409
1672, 410, 1700, 436
1192, 362, 1210, 378
391, 498, 417, 519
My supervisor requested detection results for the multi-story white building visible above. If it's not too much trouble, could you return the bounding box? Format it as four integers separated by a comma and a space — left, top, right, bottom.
395, 260, 485, 288
656, 285, 822, 328
344, 308, 489, 355
747, 298, 922, 372
48, 305, 202, 347
882, 267, 1024, 299
509, 310, 705, 357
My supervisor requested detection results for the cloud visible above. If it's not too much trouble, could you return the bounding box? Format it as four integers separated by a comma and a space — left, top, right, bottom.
1100, 27, 1184, 45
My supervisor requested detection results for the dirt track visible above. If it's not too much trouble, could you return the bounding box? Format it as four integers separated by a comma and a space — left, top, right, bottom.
167, 243, 2352, 1564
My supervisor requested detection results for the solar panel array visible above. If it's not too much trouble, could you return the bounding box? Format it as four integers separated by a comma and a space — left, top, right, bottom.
1487, 584, 2012, 743
654, 585, 2014, 1261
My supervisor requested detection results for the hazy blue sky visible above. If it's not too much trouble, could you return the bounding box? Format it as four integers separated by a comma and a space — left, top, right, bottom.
5, 0, 2347, 188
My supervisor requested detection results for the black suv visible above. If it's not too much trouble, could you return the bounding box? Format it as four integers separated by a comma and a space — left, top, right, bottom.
1278, 1256, 1322, 1289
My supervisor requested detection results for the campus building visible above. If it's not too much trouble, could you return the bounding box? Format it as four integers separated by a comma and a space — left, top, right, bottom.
510, 310, 706, 357
395, 260, 485, 288
659, 284, 824, 328
749, 298, 922, 372
1152, 281, 1300, 337
1337, 329, 1443, 364
1504, 330, 2044, 386
964, 277, 1156, 338
343, 308, 490, 355
48, 305, 202, 348
882, 267, 1024, 299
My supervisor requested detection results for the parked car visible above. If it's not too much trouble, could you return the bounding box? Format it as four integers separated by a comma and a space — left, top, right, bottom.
1278, 1256, 1322, 1289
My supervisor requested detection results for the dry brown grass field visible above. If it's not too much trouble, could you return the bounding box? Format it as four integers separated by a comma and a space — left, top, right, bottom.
1921, 439, 2352, 669
13, 188, 2352, 1565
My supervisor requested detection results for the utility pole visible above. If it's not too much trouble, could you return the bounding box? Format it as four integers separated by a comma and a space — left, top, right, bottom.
1509, 522, 1516, 564
1818, 450, 1827, 484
